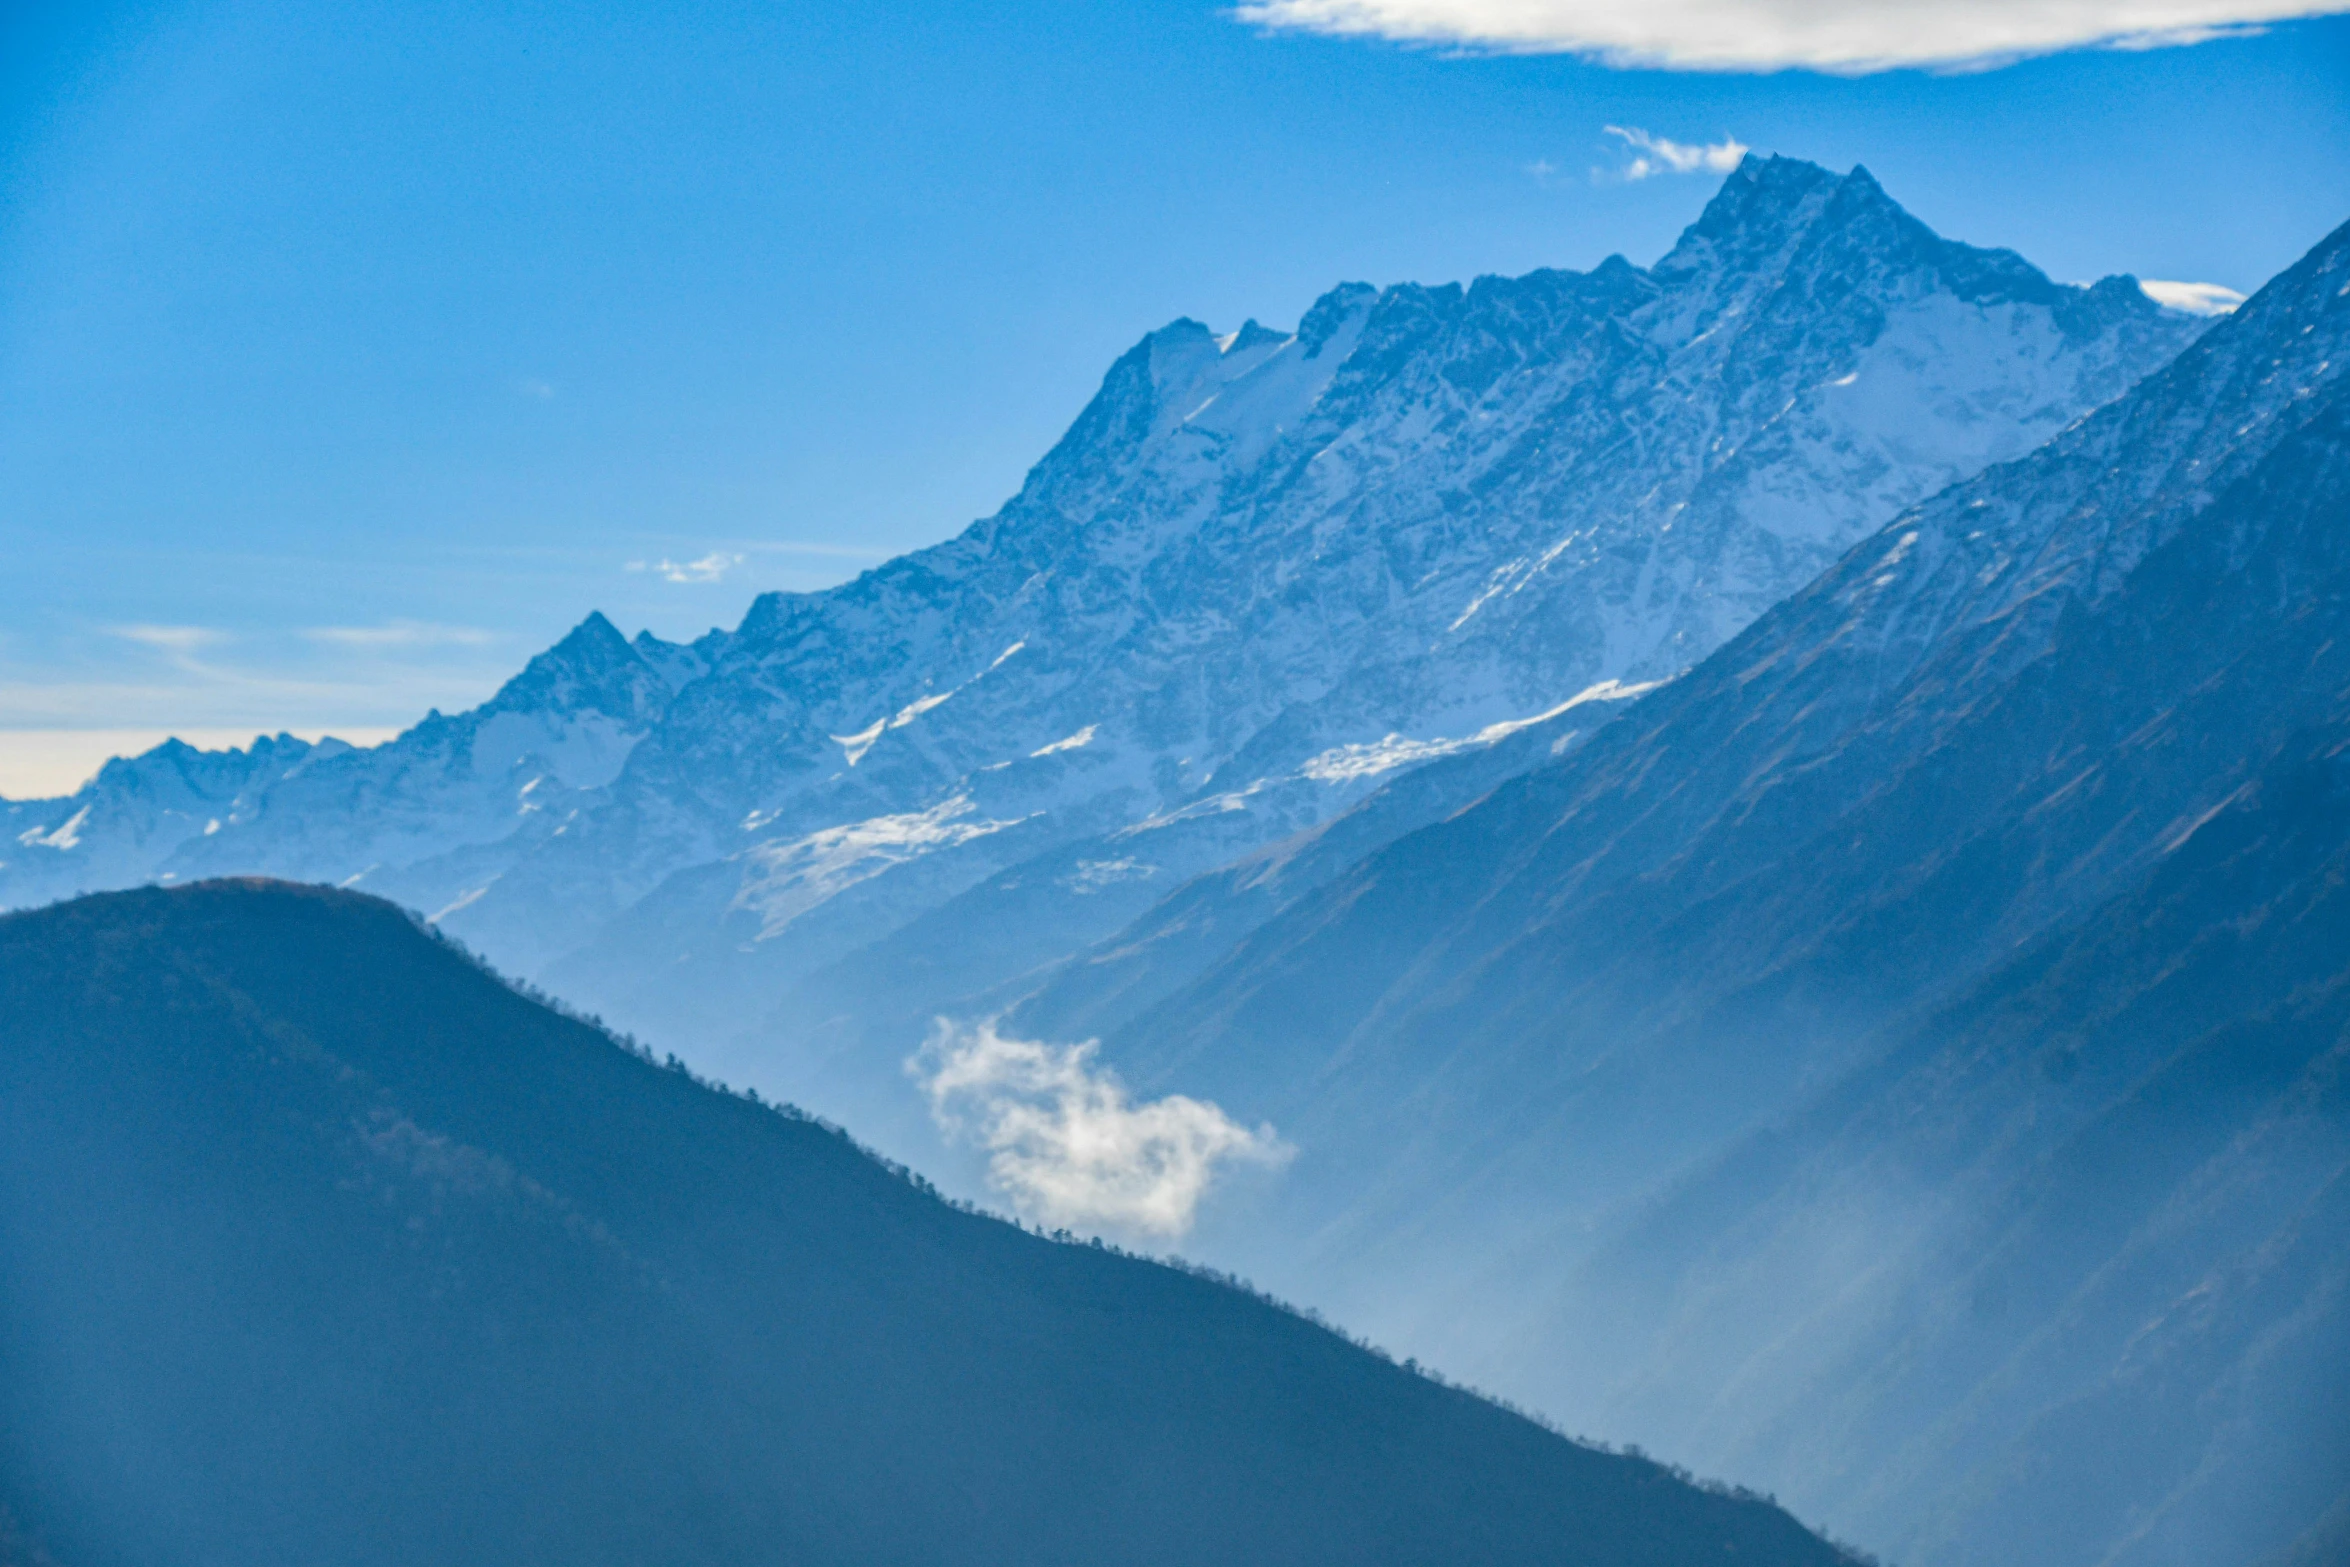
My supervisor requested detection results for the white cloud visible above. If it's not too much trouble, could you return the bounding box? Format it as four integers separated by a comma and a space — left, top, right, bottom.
1230, 0, 2349, 73
107, 625, 235, 678
2139, 279, 2248, 316
1604, 125, 1748, 181
627, 551, 746, 584
303, 620, 497, 648
915, 1020, 1291, 1240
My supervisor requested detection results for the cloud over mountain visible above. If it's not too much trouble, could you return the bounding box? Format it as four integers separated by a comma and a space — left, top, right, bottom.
1603, 126, 1747, 179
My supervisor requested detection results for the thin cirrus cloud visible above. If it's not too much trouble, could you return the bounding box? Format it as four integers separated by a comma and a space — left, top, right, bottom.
627, 552, 747, 584
109, 624, 227, 655
915, 1020, 1292, 1240
1230, 0, 2350, 72
302, 621, 497, 649
1604, 125, 1748, 180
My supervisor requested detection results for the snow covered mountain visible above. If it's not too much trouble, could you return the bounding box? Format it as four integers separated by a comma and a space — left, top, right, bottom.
1059, 210, 2350, 1567
1, 157, 2205, 1140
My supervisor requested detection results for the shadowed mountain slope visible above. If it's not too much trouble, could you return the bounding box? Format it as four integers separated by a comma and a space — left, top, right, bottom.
0, 880, 1853, 1567
1064, 215, 2350, 1565
1568, 713, 2350, 1566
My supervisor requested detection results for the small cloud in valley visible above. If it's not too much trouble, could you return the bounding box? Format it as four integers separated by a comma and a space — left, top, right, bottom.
1230, 0, 2350, 73
914, 1020, 1291, 1240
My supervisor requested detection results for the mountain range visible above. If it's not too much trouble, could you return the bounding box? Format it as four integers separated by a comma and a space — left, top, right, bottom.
2, 156, 2206, 1157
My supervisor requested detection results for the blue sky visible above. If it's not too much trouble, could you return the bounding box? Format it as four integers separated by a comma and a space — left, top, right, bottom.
4, 0, 2348, 795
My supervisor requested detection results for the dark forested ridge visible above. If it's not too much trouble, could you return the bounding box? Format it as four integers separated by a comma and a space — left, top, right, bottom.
0, 879, 1853, 1567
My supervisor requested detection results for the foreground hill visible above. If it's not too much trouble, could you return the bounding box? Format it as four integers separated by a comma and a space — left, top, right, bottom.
0, 880, 1850, 1567
1, 158, 2206, 1152
1051, 206, 2350, 1565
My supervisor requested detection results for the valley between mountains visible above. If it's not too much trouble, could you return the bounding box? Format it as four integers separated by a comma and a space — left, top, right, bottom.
6, 156, 2345, 1567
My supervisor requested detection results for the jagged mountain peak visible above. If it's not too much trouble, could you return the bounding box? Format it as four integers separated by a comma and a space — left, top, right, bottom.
555, 607, 631, 655
1705, 151, 1844, 216
532, 609, 638, 678
1653, 153, 1844, 275
1656, 153, 2170, 340
485, 610, 673, 723
1227, 318, 1289, 354
1297, 280, 1379, 353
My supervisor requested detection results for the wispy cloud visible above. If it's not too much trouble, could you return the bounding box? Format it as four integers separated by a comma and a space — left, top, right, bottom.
2139, 279, 2248, 316
1603, 125, 1748, 180
110, 624, 227, 655
303, 620, 497, 649
107, 624, 236, 681
627, 552, 747, 584
1230, 0, 2350, 73
915, 1020, 1291, 1240
17, 621, 512, 748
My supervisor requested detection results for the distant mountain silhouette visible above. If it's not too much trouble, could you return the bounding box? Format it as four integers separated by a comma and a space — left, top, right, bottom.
0, 880, 1853, 1567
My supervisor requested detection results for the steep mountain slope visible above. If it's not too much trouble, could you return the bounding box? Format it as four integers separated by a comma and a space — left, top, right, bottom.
1, 159, 2206, 1145
0, 880, 1852, 1567
1568, 711, 2350, 1567
1076, 214, 2350, 1564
